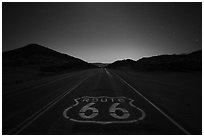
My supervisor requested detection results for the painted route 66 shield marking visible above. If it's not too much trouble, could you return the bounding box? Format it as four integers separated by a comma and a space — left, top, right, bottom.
63, 96, 145, 124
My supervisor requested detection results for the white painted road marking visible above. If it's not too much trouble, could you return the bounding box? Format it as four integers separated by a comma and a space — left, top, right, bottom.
6, 77, 89, 135
106, 69, 191, 135
79, 102, 99, 119
104, 68, 112, 78
109, 103, 130, 119
63, 96, 146, 124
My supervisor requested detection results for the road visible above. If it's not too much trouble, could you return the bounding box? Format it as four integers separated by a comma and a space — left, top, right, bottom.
3, 68, 194, 135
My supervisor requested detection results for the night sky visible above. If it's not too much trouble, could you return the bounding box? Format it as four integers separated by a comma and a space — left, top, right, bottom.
3, 2, 202, 63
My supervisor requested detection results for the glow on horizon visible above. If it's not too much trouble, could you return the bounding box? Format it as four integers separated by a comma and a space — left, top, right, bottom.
3, 3, 201, 63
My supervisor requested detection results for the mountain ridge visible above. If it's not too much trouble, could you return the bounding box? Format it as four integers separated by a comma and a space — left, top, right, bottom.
107, 50, 202, 71
3, 43, 97, 72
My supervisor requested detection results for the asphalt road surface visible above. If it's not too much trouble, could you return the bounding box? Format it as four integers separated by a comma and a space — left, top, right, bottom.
3, 68, 195, 135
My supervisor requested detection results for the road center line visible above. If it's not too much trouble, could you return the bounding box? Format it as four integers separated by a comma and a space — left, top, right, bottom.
105, 68, 191, 135
6, 76, 89, 135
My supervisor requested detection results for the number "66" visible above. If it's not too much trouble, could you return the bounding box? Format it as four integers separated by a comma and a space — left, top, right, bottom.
79, 103, 130, 119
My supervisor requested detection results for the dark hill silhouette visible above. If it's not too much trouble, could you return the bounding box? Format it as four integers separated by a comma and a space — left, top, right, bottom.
3, 44, 97, 72
107, 50, 202, 71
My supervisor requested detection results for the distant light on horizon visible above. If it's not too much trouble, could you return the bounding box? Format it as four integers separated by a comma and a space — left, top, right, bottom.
3, 2, 201, 63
